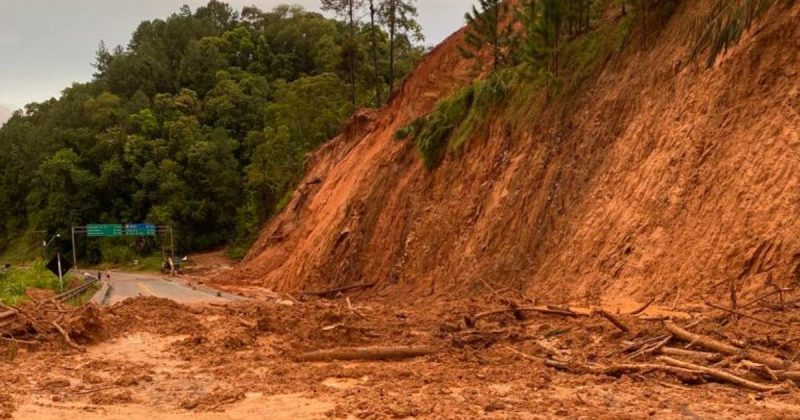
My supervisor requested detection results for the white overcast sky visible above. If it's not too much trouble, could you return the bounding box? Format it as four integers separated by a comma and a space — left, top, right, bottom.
0, 0, 476, 122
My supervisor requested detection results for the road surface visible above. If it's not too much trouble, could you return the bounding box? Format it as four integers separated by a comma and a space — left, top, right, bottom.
100, 272, 239, 305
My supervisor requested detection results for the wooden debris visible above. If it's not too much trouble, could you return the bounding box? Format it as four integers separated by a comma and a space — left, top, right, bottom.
664, 321, 791, 370
473, 306, 580, 321
658, 356, 784, 392
597, 309, 631, 333
0, 335, 38, 345
702, 299, 783, 327
629, 335, 671, 360
0, 309, 18, 320
742, 288, 796, 308
346, 297, 368, 320
630, 297, 656, 315
295, 345, 436, 362
301, 282, 376, 298
659, 346, 722, 362
52, 321, 86, 353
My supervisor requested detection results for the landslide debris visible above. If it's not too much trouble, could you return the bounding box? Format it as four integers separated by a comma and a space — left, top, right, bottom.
4, 293, 800, 417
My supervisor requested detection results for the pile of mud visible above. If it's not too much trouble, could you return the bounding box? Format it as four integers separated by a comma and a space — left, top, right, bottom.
4, 294, 800, 417
218, 0, 800, 306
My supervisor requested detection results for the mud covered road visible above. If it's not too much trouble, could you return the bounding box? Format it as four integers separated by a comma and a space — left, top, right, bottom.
3, 291, 800, 419
102, 272, 239, 305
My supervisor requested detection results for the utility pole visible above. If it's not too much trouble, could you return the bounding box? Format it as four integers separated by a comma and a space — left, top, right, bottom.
71, 226, 78, 271
56, 251, 64, 291
169, 225, 176, 276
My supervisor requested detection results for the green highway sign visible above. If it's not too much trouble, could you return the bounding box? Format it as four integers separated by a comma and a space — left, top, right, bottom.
125, 224, 156, 236
87, 224, 123, 237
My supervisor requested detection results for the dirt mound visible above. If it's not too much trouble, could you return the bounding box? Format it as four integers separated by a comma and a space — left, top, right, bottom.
218, 1, 800, 307
103, 297, 201, 335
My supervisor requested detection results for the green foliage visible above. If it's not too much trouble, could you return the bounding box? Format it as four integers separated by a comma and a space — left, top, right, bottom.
98, 242, 137, 264
0, 262, 60, 305
0, 1, 423, 260
561, 13, 634, 89
689, 0, 790, 66
449, 75, 508, 154
459, 0, 516, 71
397, 75, 507, 169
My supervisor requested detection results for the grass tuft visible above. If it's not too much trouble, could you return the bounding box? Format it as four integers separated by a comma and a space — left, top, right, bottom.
0, 262, 60, 305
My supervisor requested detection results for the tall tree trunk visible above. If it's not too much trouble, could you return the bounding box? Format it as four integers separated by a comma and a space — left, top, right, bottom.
349, 0, 357, 107
493, 1, 500, 70
369, 0, 381, 106
388, 0, 396, 99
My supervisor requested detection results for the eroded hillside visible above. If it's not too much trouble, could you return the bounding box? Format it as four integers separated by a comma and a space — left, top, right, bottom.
221, 0, 800, 307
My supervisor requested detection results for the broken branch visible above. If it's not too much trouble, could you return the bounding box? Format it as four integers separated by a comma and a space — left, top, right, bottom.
703, 299, 783, 327
597, 310, 631, 333
659, 346, 722, 362
630, 297, 656, 315
664, 321, 791, 370
301, 282, 376, 298
295, 345, 436, 362
51, 321, 85, 353
658, 356, 784, 392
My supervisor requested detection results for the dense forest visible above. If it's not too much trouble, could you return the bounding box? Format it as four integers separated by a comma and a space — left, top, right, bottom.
0, 1, 424, 262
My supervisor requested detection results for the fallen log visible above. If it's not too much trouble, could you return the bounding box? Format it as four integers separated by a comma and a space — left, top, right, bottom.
504, 346, 702, 378
301, 283, 376, 298
629, 335, 672, 360
658, 356, 784, 392
660, 346, 722, 362
607, 335, 670, 357
665, 321, 791, 370
0, 335, 38, 345
52, 321, 85, 353
474, 306, 580, 320
295, 345, 436, 362
0, 309, 17, 320
597, 310, 631, 333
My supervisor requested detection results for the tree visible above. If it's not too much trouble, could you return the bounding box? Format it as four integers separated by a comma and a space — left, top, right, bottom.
321, 0, 364, 107
26, 149, 99, 233
379, 0, 423, 99
518, 0, 566, 101
368, 0, 382, 106
0, 2, 423, 259
459, 0, 515, 71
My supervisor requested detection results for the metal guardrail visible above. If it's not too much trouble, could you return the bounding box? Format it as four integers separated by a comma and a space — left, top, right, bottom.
54, 275, 99, 302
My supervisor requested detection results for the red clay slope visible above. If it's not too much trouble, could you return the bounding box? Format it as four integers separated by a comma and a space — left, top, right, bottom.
220, 1, 800, 306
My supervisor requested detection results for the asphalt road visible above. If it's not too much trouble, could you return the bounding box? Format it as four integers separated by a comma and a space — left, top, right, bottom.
101, 272, 238, 305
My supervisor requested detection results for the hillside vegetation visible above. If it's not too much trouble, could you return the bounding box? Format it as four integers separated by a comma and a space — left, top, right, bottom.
0, 1, 423, 262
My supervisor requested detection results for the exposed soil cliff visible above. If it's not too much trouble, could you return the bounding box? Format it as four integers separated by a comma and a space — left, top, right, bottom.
221, 1, 800, 306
